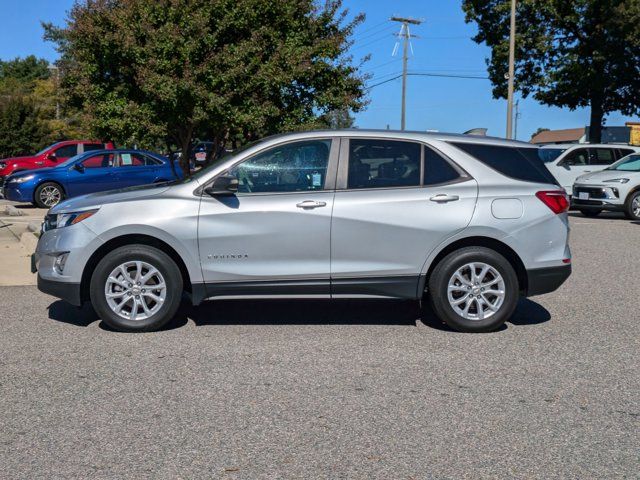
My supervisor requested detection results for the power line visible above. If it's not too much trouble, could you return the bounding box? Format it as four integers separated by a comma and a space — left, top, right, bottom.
365, 72, 489, 90
354, 24, 396, 43
355, 19, 393, 36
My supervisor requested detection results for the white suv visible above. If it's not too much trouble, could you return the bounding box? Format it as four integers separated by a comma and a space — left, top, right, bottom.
539, 144, 640, 193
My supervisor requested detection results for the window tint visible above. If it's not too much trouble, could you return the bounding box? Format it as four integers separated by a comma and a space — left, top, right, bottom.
229, 140, 330, 193
538, 148, 566, 163
609, 154, 640, 172
347, 139, 421, 189
590, 148, 615, 165
82, 153, 114, 169
451, 142, 559, 185
423, 147, 461, 185
563, 148, 589, 166
54, 144, 78, 158
83, 143, 104, 152
617, 148, 635, 159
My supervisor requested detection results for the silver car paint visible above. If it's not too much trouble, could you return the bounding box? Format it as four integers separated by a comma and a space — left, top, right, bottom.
573, 161, 640, 208
38, 129, 570, 300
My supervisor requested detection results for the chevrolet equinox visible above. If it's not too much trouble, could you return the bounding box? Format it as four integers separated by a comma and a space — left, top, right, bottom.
33, 130, 571, 333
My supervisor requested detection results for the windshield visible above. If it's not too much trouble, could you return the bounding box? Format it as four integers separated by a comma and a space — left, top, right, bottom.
34, 142, 62, 156
57, 153, 86, 168
538, 148, 566, 163
607, 154, 640, 172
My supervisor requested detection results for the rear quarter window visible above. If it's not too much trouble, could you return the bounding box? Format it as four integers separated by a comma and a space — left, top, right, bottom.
450, 142, 559, 185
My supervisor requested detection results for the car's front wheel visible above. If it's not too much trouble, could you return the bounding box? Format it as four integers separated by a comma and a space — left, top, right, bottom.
90, 245, 183, 332
624, 191, 640, 220
34, 182, 64, 208
427, 247, 519, 333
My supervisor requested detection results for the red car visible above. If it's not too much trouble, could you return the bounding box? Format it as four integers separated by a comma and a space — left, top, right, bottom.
0, 140, 115, 188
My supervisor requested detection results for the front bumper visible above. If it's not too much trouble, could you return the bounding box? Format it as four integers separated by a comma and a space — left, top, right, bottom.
526, 264, 571, 297
37, 274, 82, 306
2, 182, 31, 203
571, 184, 624, 211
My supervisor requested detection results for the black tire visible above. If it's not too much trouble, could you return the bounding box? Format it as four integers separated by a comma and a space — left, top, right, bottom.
624, 191, 640, 220
34, 182, 64, 208
580, 209, 601, 218
427, 246, 519, 333
90, 245, 183, 332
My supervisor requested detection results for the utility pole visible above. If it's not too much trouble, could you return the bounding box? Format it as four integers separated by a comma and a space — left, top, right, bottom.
506, 0, 516, 139
48, 64, 60, 120
391, 16, 422, 131
513, 99, 520, 140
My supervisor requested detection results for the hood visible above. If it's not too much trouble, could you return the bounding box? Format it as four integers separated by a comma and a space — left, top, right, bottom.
576, 169, 640, 184
9, 167, 58, 179
0, 155, 37, 165
50, 182, 175, 214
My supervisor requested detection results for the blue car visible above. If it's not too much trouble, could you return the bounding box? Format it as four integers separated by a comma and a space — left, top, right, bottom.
2, 149, 182, 208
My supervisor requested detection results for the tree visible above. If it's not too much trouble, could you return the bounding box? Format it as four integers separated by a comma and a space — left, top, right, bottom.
463, 0, 640, 143
0, 97, 47, 158
44, 0, 367, 175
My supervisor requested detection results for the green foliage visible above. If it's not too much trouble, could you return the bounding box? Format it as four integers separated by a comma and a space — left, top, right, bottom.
0, 55, 50, 84
45, 0, 367, 174
0, 96, 47, 158
463, 0, 640, 142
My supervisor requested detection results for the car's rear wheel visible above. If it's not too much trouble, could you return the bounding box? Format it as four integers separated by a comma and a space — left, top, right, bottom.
624, 191, 640, 220
90, 245, 183, 332
34, 182, 64, 208
427, 247, 519, 333
580, 209, 601, 217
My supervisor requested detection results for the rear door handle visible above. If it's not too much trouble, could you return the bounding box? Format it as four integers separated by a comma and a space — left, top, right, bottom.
430, 194, 459, 203
296, 200, 327, 209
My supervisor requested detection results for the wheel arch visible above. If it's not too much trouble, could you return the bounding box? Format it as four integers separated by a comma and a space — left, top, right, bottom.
419, 236, 528, 296
80, 233, 193, 304
33, 179, 66, 204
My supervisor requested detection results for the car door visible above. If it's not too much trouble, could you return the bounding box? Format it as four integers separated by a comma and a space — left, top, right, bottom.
549, 147, 591, 192
65, 153, 118, 196
197, 138, 338, 297
114, 152, 162, 187
330, 138, 477, 298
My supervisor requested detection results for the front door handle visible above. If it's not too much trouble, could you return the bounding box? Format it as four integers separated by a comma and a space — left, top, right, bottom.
296, 200, 327, 209
430, 194, 459, 203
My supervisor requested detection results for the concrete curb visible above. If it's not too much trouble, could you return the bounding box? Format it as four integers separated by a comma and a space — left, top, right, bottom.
4, 205, 25, 216
20, 231, 39, 254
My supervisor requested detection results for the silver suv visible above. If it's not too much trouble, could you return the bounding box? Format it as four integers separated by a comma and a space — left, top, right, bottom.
33, 130, 571, 333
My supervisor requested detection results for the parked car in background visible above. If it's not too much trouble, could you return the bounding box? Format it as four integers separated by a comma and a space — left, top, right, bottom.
0, 140, 115, 189
33, 130, 570, 333
539, 143, 640, 193
2, 149, 181, 208
572, 153, 640, 219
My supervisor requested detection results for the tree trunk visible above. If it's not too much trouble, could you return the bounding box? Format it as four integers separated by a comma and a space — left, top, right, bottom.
178, 126, 194, 177
589, 98, 604, 144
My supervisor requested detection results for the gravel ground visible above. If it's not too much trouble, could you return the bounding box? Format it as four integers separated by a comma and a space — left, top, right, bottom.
0, 213, 638, 479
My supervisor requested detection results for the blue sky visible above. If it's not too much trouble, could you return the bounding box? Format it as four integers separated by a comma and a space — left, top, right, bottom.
1, 0, 636, 140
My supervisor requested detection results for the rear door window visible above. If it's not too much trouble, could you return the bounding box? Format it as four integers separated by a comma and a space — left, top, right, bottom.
450, 142, 558, 185
347, 139, 421, 189
562, 148, 589, 166
83, 143, 104, 152
589, 148, 615, 165
423, 147, 461, 185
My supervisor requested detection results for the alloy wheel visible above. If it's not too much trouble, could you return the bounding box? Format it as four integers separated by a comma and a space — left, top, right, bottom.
104, 261, 167, 321
447, 262, 506, 321
40, 186, 61, 207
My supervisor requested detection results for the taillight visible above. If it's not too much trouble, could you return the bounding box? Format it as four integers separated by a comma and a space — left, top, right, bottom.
536, 190, 569, 214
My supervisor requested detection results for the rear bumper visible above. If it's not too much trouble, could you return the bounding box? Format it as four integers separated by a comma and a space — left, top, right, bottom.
571, 198, 624, 211
37, 274, 82, 306
526, 265, 571, 297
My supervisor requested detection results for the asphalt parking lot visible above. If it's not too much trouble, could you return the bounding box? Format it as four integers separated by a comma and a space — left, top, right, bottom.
0, 212, 638, 479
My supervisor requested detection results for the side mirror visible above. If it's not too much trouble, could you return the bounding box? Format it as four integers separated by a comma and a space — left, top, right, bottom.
73, 163, 85, 173
46, 153, 57, 161
204, 175, 238, 196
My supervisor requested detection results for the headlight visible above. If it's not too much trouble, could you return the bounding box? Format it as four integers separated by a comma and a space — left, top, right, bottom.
603, 178, 630, 183
10, 174, 34, 184
44, 209, 98, 231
